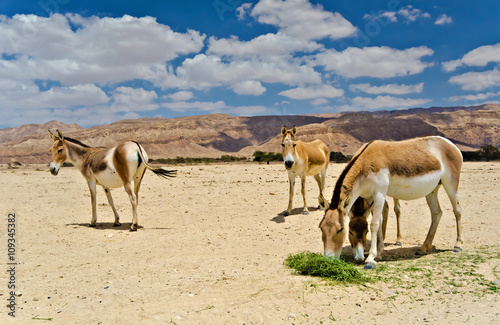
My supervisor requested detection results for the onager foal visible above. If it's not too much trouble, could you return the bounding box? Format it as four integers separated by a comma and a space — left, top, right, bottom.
49, 130, 176, 231
319, 136, 463, 268
281, 125, 330, 215
348, 197, 402, 264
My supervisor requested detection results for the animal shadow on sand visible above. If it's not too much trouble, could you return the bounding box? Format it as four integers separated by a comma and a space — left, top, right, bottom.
66, 222, 143, 231
341, 242, 454, 264
271, 206, 322, 223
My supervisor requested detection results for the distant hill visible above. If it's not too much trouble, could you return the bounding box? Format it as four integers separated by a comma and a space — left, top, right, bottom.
1, 104, 499, 164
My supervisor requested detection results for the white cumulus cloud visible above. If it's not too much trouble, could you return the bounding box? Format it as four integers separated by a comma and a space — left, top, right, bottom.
449, 68, 500, 91
279, 84, 344, 100
315, 46, 434, 78
349, 82, 424, 95
351, 96, 430, 109
231, 80, 266, 96
0, 13, 205, 86
448, 92, 500, 102
435, 14, 452, 25
111, 87, 159, 112
250, 0, 357, 41
442, 43, 500, 72
364, 5, 430, 24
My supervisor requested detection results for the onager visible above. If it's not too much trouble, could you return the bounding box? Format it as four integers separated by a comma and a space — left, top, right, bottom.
281, 125, 329, 215
318, 136, 463, 269
348, 197, 402, 264
49, 130, 176, 231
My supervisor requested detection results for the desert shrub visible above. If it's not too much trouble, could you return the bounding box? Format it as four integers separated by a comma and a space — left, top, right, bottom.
330, 151, 351, 163
462, 145, 500, 161
253, 151, 283, 162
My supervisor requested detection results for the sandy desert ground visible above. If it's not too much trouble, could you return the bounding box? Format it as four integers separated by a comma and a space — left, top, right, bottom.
1, 161, 499, 324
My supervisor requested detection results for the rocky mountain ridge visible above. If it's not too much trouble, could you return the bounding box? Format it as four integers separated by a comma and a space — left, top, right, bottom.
1, 104, 499, 164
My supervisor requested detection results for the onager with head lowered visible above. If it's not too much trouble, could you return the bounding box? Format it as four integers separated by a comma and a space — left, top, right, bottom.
348, 197, 402, 264
281, 125, 330, 215
49, 130, 176, 231
319, 136, 463, 269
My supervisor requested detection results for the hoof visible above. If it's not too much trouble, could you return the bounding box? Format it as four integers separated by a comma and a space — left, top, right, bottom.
364, 262, 376, 270
302, 211, 309, 215
284, 211, 290, 217
113, 223, 121, 227
396, 241, 402, 246
129, 228, 137, 232
453, 247, 462, 253
89, 223, 96, 228
317, 206, 324, 211
415, 249, 426, 256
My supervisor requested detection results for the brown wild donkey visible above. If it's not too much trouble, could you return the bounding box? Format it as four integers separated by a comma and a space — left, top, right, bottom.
348, 197, 402, 264
281, 125, 329, 215
319, 136, 463, 269
49, 130, 176, 231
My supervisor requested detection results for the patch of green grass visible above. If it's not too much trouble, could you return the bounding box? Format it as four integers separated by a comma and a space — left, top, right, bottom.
284, 251, 370, 284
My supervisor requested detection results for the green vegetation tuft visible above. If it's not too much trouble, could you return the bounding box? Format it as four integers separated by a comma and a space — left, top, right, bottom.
284, 251, 369, 284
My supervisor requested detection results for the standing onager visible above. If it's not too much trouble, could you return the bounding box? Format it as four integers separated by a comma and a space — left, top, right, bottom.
49, 130, 176, 231
348, 197, 402, 264
318, 136, 463, 269
281, 125, 330, 215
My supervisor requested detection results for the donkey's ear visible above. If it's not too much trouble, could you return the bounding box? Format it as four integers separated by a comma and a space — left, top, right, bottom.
48, 130, 57, 141
281, 125, 287, 135
291, 125, 297, 135
318, 194, 329, 210
56, 129, 64, 141
341, 195, 350, 211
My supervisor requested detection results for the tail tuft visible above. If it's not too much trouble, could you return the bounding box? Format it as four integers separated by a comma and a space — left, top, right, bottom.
151, 168, 177, 179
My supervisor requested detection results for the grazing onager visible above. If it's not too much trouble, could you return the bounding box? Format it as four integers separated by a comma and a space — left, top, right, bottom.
348, 197, 402, 264
49, 130, 176, 231
281, 125, 330, 215
318, 136, 463, 269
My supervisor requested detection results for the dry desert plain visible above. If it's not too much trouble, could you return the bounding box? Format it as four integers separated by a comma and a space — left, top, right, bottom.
1, 161, 499, 324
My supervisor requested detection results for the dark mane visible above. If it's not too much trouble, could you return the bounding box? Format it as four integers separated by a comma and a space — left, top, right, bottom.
64, 137, 92, 148
330, 141, 374, 208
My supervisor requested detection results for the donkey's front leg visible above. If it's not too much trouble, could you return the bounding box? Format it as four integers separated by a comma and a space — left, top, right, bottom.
300, 175, 309, 215
364, 194, 386, 269
87, 179, 98, 227
285, 172, 295, 216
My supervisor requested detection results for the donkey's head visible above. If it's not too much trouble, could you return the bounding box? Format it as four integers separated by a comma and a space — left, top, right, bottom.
48, 130, 67, 176
280, 125, 297, 170
318, 194, 351, 259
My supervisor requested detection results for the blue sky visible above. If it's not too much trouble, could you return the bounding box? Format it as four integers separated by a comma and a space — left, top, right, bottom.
1, 0, 499, 128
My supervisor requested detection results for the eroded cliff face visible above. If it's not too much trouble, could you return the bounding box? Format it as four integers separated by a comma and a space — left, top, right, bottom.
1, 104, 499, 164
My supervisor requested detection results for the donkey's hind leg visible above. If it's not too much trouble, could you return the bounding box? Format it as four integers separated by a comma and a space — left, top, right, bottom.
314, 167, 327, 210
133, 168, 147, 205
103, 187, 121, 226
418, 185, 442, 255
123, 181, 139, 231
442, 183, 463, 252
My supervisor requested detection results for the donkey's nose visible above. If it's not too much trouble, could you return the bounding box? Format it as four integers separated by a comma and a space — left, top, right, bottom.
284, 160, 294, 169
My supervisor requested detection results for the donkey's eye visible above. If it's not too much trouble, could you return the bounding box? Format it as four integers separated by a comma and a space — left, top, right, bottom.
281, 143, 285, 147
58, 148, 63, 153
293, 144, 296, 148
349, 231, 353, 236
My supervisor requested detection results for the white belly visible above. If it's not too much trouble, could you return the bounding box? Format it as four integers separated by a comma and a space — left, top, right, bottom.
387, 170, 442, 200
95, 168, 124, 188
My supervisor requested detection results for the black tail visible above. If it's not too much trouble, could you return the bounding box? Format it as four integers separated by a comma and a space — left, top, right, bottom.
150, 167, 177, 179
